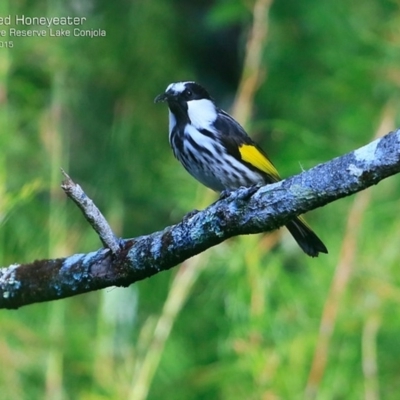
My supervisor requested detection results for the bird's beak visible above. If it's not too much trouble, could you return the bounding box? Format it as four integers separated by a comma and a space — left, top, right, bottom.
154, 92, 168, 103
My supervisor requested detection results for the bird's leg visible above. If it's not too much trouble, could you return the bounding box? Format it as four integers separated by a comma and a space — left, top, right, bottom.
219, 185, 261, 202
219, 189, 234, 200
183, 209, 200, 221
236, 184, 261, 200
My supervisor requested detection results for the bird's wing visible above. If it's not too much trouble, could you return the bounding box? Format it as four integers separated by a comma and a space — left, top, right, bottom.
212, 110, 281, 183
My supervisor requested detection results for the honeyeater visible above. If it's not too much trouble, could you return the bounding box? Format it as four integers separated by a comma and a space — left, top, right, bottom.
155, 81, 328, 257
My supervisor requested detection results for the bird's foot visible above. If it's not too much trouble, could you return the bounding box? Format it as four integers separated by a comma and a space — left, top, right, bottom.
183, 209, 200, 221
220, 185, 261, 202
237, 184, 261, 200
219, 189, 234, 200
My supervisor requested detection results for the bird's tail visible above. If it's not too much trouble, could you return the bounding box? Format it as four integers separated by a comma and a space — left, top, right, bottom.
285, 216, 328, 257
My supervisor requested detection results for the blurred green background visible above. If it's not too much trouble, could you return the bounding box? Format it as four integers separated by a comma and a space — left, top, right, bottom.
1, 0, 400, 399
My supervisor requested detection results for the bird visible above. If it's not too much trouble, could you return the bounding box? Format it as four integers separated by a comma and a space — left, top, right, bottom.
155, 81, 328, 257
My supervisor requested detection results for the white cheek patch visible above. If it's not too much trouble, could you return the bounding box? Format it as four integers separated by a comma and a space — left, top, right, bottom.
187, 99, 217, 129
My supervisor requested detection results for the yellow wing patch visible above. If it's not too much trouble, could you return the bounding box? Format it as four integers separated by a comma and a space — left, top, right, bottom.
239, 144, 281, 182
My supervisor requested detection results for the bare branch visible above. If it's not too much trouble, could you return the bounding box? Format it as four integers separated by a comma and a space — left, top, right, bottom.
1, 129, 400, 309
60, 169, 120, 254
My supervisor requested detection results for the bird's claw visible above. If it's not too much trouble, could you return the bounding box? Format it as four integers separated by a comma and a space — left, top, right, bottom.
238, 184, 261, 200
219, 185, 260, 202
183, 209, 200, 221
219, 189, 233, 200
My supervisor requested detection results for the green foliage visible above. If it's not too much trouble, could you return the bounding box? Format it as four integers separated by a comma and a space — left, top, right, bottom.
1, 0, 400, 399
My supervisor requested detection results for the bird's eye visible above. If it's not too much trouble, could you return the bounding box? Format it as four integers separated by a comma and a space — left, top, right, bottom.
184, 89, 192, 98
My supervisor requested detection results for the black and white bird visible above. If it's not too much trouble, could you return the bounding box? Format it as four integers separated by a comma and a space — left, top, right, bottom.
155, 81, 327, 257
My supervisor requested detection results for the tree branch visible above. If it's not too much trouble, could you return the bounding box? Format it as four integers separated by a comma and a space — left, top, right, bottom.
1, 129, 400, 309
60, 169, 121, 254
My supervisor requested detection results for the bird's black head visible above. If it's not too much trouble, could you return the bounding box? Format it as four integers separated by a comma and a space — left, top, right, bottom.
155, 81, 216, 127
154, 81, 213, 105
